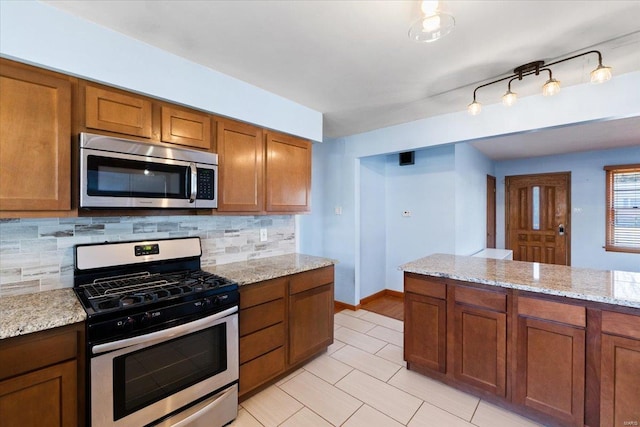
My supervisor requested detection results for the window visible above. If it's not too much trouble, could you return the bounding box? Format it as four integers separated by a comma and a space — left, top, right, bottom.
605, 164, 640, 253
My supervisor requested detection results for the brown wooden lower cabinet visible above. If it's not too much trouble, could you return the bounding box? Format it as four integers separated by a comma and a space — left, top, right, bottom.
404, 272, 640, 427
600, 311, 640, 427
0, 323, 84, 427
514, 297, 585, 426
238, 266, 334, 399
452, 285, 507, 397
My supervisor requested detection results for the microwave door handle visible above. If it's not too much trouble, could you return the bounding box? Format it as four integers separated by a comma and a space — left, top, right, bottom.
189, 163, 197, 203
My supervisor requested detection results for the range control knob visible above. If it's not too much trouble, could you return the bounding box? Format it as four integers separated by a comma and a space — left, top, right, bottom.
140, 312, 152, 325
117, 316, 136, 331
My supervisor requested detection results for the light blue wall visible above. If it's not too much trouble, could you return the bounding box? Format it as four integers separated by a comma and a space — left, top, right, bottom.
0, 1, 322, 141
359, 156, 387, 299
384, 146, 456, 293
495, 146, 640, 272
455, 144, 496, 256
305, 71, 639, 304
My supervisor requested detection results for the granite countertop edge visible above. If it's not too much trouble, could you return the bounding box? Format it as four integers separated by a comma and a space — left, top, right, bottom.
204, 253, 337, 286
401, 256, 640, 310
1, 253, 336, 340
0, 288, 87, 340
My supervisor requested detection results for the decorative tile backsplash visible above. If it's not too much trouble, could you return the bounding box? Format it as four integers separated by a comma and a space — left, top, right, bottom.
0, 215, 295, 296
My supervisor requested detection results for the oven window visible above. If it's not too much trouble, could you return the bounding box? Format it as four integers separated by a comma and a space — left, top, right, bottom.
113, 325, 227, 420
87, 155, 188, 198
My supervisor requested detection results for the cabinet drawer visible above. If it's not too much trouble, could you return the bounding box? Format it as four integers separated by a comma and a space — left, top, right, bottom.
240, 298, 285, 337
602, 311, 640, 340
404, 273, 447, 299
239, 347, 285, 396
0, 324, 79, 380
289, 266, 334, 295
454, 285, 506, 312
240, 323, 285, 364
517, 296, 585, 327
240, 278, 286, 309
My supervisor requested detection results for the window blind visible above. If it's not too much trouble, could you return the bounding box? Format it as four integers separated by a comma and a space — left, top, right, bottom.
604, 164, 640, 253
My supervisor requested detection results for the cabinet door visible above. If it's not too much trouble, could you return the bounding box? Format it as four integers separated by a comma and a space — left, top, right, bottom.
161, 105, 212, 150
85, 84, 152, 138
0, 60, 71, 212
453, 305, 507, 396
217, 119, 264, 212
265, 131, 311, 212
600, 311, 640, 427
514, 297, 585, 426
404, 292, 446, 373
0, 360, 77, 427
289, 283, 334, 365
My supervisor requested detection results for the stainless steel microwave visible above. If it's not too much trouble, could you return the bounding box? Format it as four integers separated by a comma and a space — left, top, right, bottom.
79, 132, 217, 209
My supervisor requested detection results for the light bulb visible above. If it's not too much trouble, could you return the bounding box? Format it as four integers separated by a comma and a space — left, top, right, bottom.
542, 78, 561, 96
590, 64, 612, 84
421, 1, 439, 15
467, 100, 482, 115
502, 90, 517, 107
422, 15, 441, 32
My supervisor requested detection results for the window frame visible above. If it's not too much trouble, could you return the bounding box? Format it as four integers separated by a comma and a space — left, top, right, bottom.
604, 164, 640, 254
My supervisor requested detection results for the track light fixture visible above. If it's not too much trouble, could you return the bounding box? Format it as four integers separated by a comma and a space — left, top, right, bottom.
467, 50, 612, 115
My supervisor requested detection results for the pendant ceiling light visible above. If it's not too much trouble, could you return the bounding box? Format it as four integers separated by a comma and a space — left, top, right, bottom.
467, 50, 612, 115
408, 1, 455, 43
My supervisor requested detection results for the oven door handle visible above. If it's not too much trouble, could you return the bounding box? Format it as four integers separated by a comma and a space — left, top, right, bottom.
92, 306, 238, 355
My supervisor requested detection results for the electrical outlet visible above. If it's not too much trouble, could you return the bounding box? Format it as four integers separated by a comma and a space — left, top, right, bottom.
260, 228, 268, 242
335, 206, 343, 215
402, 210, 411, 217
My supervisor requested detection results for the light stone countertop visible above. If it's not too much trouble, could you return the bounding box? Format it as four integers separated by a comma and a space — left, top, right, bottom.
400, 253, 640, 309
0, 288, 86, 340
204, 253, 336, 285
0, 253, 335, 340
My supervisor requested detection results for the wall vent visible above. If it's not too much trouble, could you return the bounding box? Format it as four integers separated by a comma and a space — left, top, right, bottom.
399, 151, 415, 166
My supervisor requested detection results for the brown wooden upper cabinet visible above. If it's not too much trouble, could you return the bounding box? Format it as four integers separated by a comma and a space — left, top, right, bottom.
83, 82, 213, 151
84, 83, 153, 139
0, 59, 72, 216
217, 118, 264, 212
265, 131, 312, 213
217, 120, 312, 213
160, 105, 212, 150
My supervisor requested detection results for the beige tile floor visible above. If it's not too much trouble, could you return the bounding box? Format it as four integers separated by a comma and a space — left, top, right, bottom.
230, 309, 543, 427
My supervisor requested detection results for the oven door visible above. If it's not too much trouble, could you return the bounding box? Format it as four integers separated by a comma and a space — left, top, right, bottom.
90, 307, 238, 427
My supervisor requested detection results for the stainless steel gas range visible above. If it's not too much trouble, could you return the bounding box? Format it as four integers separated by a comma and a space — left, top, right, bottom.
73, 237, 238, 427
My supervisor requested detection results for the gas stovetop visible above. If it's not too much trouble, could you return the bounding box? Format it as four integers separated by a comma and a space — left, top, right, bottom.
77, 269, 236, 314
73, 238, 239, 335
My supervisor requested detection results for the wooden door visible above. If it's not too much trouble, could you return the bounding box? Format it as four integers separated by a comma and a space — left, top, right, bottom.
265, 131, 311, 212
506, 172, 570, 265
487, 175, 496, 248
0, 60, 71, 213
216, 119, 264, 212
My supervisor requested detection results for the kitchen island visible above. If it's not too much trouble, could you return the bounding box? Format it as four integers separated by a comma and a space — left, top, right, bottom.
400, 254, 639, 427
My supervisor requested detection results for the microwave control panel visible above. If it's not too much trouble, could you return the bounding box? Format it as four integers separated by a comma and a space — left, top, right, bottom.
197, 169, 215, 200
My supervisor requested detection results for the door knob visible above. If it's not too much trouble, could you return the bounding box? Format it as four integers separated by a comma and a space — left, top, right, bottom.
558, 224, 565, 236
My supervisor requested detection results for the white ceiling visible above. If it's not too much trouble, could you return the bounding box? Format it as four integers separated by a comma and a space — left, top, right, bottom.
45, 0, 640, 158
